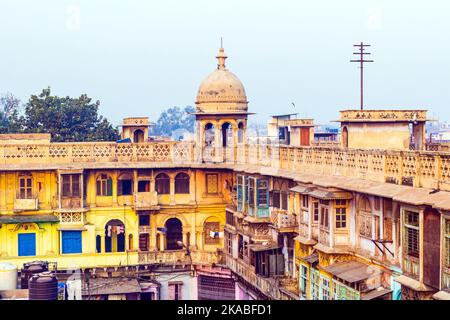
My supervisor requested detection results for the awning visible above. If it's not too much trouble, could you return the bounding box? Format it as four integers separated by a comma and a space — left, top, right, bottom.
290, 185, 315, 194
361, 287, 392, 300
294, 235, 317, 245
322, 260, 381, 284
433, 290, 450, 300
0, 214, 59, 224
308, 189, 353, 200
394, 275, 436, 292
82, 278, 141, 296
249, 242, 281, 252
301, 252, 319, 265
243, 216, 271, 224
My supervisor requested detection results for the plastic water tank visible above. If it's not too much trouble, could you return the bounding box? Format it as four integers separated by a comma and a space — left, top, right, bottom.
20, 261, 49, 289
28, 272, 58, 300
0, 262, 18, 291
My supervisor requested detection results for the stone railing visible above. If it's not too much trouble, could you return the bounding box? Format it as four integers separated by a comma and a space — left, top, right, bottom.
0, 141, 195, 165
235, 144, 450, 191
137, 249, 221, 266
1, 139, 450, 191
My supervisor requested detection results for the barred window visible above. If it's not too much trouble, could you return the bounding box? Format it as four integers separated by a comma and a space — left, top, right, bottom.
174, 172, 190, 194
404, 210, 419, 258
257, 179, 269, 207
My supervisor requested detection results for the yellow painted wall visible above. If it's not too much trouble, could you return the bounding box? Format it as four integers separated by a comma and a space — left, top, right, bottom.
344, 122, 410, 150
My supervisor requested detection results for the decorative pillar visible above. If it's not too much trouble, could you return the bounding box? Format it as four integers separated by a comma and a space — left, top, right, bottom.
100, 234, 105, 253
159, 232, 165, 251
169, 175, 175, 205
283, 234, 289, 276
214, 120, 222, 162
329, 206, 335, 247
189, 170, 196, 204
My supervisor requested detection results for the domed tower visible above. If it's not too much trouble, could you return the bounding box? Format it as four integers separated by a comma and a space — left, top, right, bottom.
194, 47, 251, 162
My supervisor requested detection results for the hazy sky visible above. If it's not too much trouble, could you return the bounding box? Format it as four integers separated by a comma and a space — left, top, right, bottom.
1, 0, 449, 126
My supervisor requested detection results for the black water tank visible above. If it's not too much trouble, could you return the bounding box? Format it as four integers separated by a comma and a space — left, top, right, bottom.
28, 272, 58, 300
20, 261, 49, 289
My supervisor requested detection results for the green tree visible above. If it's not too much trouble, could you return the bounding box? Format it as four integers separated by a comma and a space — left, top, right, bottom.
0, 92, 22, 133
20, 88, 119, 142
154, 106, 195, 136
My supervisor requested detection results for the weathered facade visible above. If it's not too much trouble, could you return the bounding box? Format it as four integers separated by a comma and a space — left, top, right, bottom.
0, 47, 449, 300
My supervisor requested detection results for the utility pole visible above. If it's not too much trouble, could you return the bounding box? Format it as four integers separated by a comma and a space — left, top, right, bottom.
350, 42, 374, 110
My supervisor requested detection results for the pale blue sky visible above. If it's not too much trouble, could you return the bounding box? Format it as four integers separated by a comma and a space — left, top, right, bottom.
0, 0, 449, 126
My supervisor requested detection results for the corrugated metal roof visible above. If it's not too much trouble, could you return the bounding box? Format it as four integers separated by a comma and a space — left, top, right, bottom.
82, 278, 141, 296
322, 260, 381, 284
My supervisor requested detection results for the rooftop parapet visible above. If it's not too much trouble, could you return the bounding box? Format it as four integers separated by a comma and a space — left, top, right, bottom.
337, 109, 428, 123
121, 117, 150, 127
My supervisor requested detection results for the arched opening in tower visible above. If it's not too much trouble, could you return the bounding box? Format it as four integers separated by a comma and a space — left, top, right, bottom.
222, 122, 233, 147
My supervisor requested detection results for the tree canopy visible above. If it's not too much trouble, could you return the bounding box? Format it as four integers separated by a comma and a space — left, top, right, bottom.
0, 88, 119, 142
153, 106, 195, 136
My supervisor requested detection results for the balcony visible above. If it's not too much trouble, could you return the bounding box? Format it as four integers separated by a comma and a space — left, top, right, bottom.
270, 209, 297, 232
138, 250, 221, 266
225, 253, 297, 300
14, 198, 39, 211
134, 191, 160, 210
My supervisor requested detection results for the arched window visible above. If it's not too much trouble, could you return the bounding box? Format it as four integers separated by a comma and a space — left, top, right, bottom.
238, 122, 244, 143
105, 219, 125, 253
204, 218, 221, 245
133, 129, 145, 143
358, 195, 372, 212
165, 218, 183, 250
342, 127, 349, 148
204, 123, 215, 146
155, 173, 170, 194
174, 173, 190, 194
97, 174, 112, 196
222, 122, 232, 147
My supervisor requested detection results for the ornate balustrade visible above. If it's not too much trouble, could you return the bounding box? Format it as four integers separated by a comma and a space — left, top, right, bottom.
270, 209, 297, 232
0, 141, 195, 165
1, 140, 450, 191
137, 249, 221, 266
235, 144, 450, 191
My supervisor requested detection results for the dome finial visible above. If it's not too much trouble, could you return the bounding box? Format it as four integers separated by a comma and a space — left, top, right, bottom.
216, 38, 227, 70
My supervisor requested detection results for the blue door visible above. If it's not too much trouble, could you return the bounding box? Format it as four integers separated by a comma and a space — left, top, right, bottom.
61, 231, 82, 254
18, 233, 36, 256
